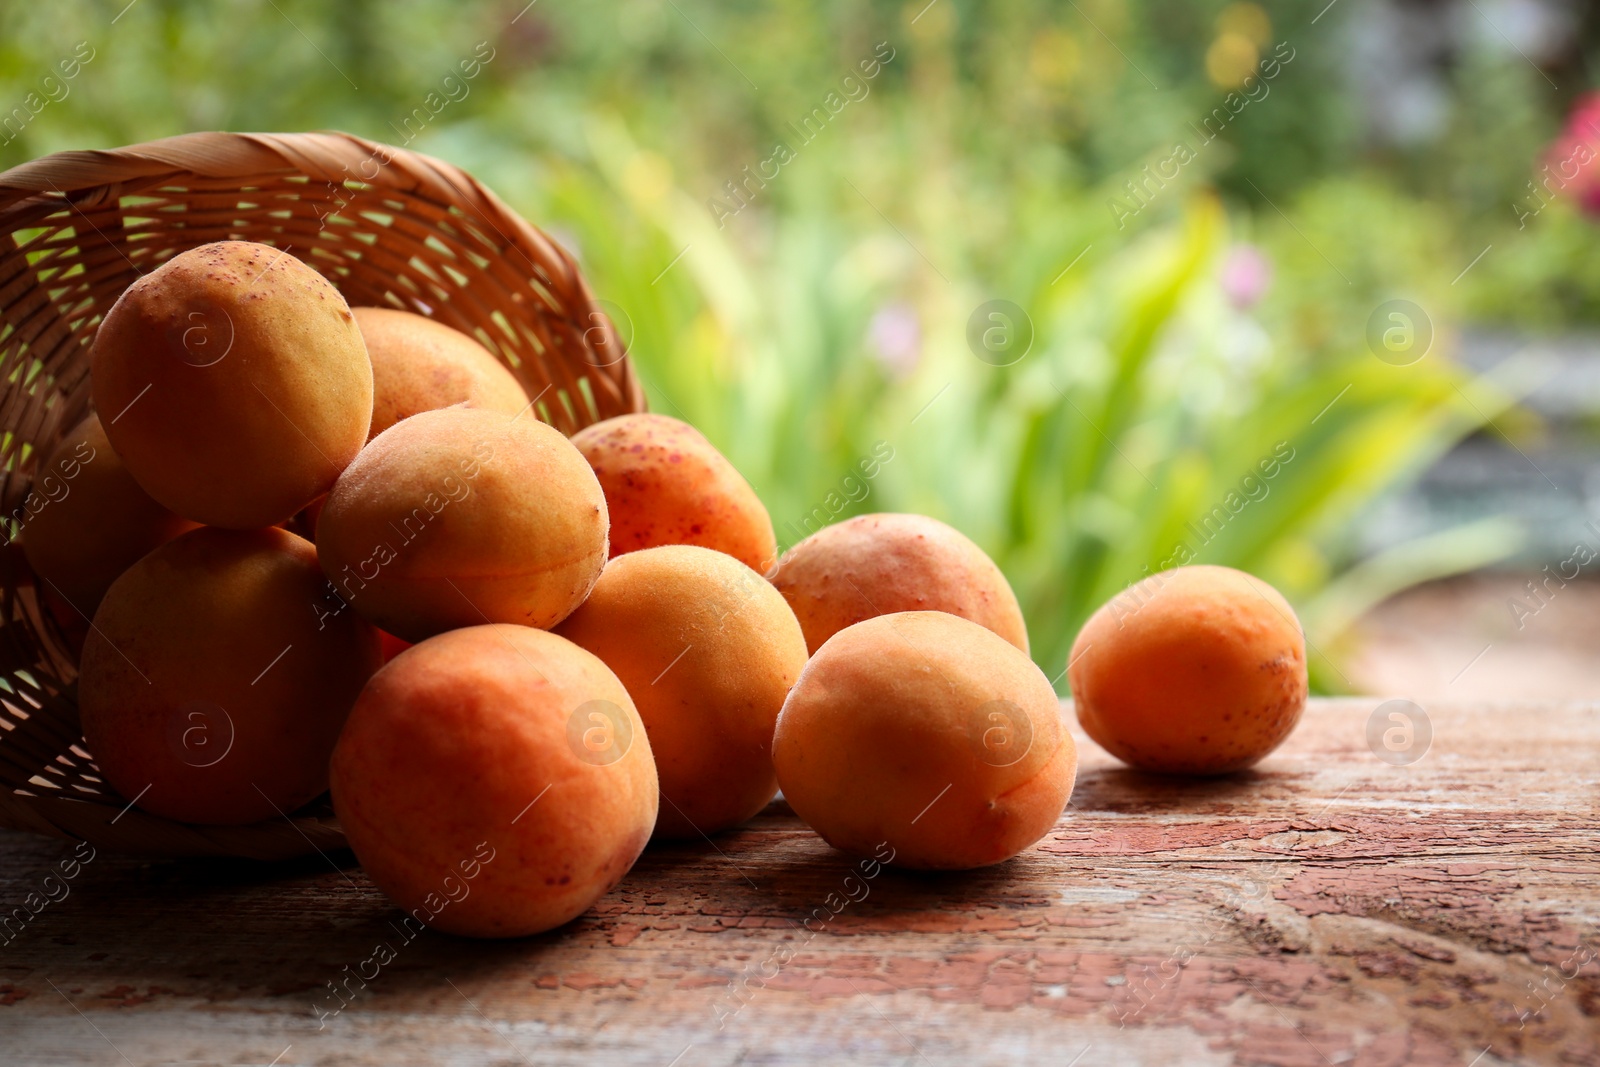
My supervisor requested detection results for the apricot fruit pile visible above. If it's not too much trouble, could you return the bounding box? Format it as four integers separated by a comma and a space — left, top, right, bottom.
30, 238, 1309, 940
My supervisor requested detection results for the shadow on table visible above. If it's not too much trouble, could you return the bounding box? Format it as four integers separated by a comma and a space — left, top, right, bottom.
1068, 764, 1276, 813
643, 823, 1056, 921
3, 790, 1060, 1001
0, 840, 578, 1000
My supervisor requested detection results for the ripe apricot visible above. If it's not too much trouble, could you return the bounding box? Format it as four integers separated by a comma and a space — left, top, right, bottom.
771, 513, 1028, 654
1068, 564, 1308, 775
571, 413, 776, 573
331, 624, 658, 938
19, 414, 197, 619
353, 307, 528, 439
773, 611, 1076, 870
91, 241, 373, 528
555, 545, 807, 838
315, 407, 608, 641
78, 526, 381, 825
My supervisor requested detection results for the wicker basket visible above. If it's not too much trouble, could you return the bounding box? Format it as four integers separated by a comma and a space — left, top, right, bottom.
0, 131, 645, 860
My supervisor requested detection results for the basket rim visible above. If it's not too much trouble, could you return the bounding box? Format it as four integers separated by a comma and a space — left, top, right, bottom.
2, 129, 508, 218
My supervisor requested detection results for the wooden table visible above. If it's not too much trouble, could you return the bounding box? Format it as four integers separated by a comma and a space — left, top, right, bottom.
0, 698, 1595, 1067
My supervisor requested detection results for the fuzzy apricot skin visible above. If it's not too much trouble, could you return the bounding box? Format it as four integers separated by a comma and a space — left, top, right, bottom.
20, 414, 198, 618
331, 625, 658, 938
773, 611, 1076, 870
555, 545, 807, 839
771, 513, 1029, 655
352, 307, 528, 440
78, 527, 382, 825
570, 413, 776, 574
90, 241, 373, 529
1068, 564, 1308, 776
315, 407, 609, 642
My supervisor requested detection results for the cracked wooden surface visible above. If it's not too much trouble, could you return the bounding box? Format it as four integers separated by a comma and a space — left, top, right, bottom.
0, 698, 1594, 1066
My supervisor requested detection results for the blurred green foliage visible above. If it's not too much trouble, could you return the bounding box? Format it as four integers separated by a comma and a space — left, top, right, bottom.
1, 0, 1577, 687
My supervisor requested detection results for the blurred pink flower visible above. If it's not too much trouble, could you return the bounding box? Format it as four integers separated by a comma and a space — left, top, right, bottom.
1567, 92, 1600, 139
1220, 244, 1271, 310
868, 302, 920, 378
1543, 92, 1600, 217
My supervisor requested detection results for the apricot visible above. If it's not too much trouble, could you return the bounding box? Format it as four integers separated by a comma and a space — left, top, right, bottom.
78, 526, 381, 825
571, 413, 776, 573
331, 624, 658, 938
91, 241, 373, 528
555, 545, 807, 838
353, 307, 528, 439
315, 407, 607, 641
771, 513, 1029, 655
773, 611, 1076, 870
19, 414, 197, 619
1068, 564, 1308, 775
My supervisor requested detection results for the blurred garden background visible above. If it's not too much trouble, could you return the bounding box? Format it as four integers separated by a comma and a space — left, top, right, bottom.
5, 0, 1598, 696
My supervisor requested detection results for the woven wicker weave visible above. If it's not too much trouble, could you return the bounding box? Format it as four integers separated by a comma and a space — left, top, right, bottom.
0, 131, 645, 860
